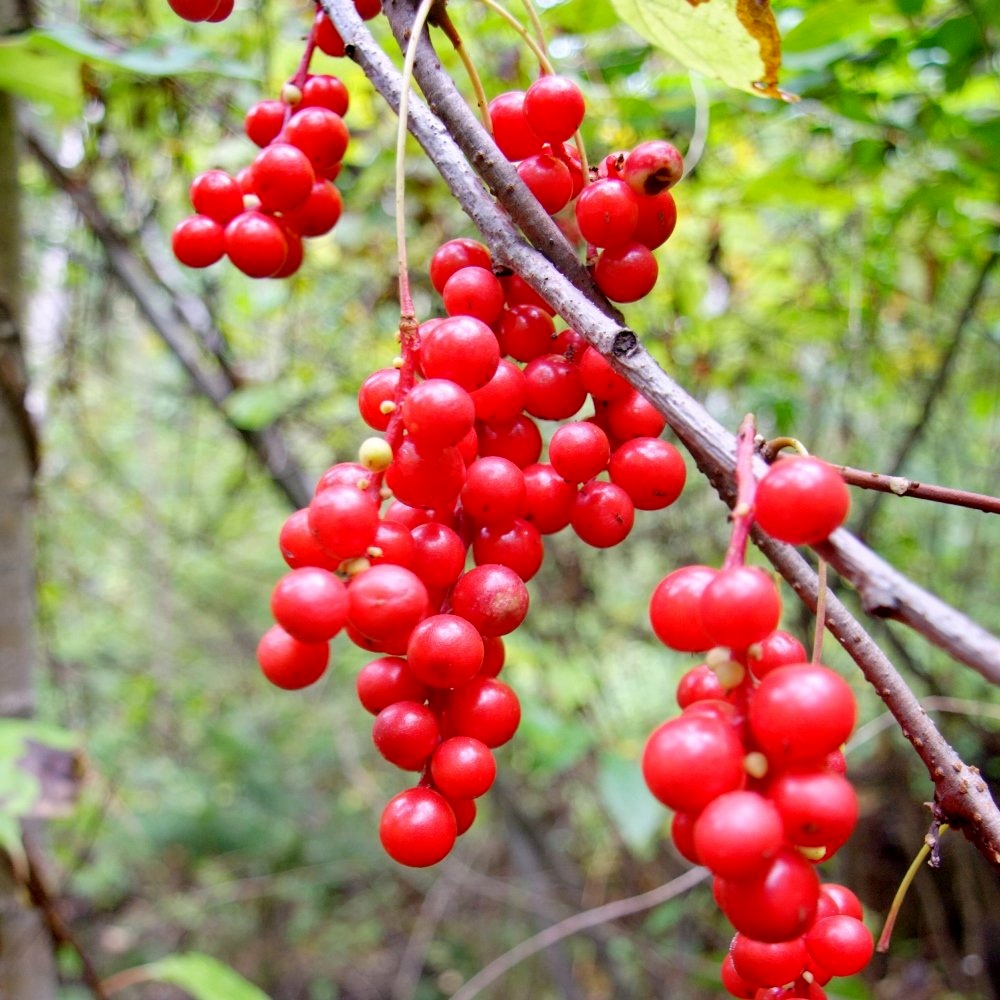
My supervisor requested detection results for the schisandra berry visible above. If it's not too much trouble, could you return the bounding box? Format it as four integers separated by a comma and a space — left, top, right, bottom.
257, 625, 329, 690
379, 787, 456, 867
487, 91, 543, 161
754, 456, 851, 545
406, 614, 485, 689
523, 75, 586, 144
649, 565, 718, 652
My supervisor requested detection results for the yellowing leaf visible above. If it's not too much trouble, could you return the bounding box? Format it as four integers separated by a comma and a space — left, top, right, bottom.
610, 0, 791, 100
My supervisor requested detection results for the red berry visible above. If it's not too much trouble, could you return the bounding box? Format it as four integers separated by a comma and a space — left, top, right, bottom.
606, 389, 667, 440
407, 614, 484, 688
347, 564, 429, 641
249, 143, 315, 213
715, 848, 820, 943
676, 663, 726, 708
172, 215, 224, 268
451, 564, 529, 637
167, 0, 223, 22
649, 565, 718, 652
461, 456, 526, 526
497, 305, 556, 363
768, 768, 858, 850
575, 178, 639, 248
754, 457, 850, 546
445, 677, 521, 747
488, 91, 543, 161
730, 935, 808, 989
517, 154, 573, 214
358, 367, 400, 431
693, 791, 784, 880
429, 238, 492, 293
420, 316, 500, 391
470, 360, 528, 425
307, 483, 379, 561
643, 713, 745, 813
281, 180, 343, 237
402, 378, 476, 450
609, 437, 686, 510
549, 421, 611, 484
430, 736, 497, 798
622, 140, 684, 195
477, 415, 543, 468
472, 518, 544, 581
749, 664, 856, 765
570, 480, 634, 548
594, 242, 659, 302
224, 211, 289, 278
578, 347, 632, 401
257, 625, 329, 689
300, 74, 350, 116
523, 354, 587, 420
245, 100, 287, 147
315, 12, 346, 57
356, 656, 429, 714
700, 565, 782, 650
372, 701, 439, 770
278, 508, 339, 570
409, 522, 467, 590
442, 266, 505, 325
189, 169, 244, 224
522, 462, 576, 534
282, 107, 349, 172
632, 190, 678, 249
385, 439, 466, 509
379, 787, 456, 867
271, 567, 348, 642
804, 915, 873, 977
523, 75, 586, 144
745, 630, 807, 679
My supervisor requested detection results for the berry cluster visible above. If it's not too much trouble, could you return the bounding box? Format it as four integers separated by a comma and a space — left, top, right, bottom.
171, 73, 350, 279
643, 450, 865, 997
256, 234, 689, 866
169, 0, 385, 278
487, 78, 681, 303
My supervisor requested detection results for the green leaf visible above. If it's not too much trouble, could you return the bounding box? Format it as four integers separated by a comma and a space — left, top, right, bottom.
140, 953, 272, 1000
0, 25, 255, 114
609, 0, 787, 99
597, 752, 664, 853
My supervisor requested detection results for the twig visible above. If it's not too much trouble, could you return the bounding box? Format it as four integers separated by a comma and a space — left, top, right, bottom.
447, 867, 709, 1000
21, 829, 109, 1000
836, 464, 1000, 515
320, 0, 1000, 867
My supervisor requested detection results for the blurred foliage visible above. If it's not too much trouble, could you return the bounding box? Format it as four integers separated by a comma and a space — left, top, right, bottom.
9, 0, 1000, 998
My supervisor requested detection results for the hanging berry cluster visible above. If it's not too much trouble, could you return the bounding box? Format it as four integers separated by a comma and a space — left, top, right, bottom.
644, 424, 866, 998
259, 230, 688, 867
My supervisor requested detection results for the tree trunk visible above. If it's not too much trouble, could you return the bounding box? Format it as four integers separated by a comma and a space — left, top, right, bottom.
0, 0, 60, 991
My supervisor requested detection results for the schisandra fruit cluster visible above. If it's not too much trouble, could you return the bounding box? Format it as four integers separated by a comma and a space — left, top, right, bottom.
644, 458, 869, 998
257, 233, 688, 867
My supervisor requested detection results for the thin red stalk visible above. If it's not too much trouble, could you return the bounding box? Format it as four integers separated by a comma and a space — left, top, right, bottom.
291, 9, 322, 90
722, 414, 758, 570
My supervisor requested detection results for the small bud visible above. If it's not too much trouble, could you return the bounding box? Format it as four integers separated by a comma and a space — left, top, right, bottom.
796, 845, 827, 862
282, 82, 303, 106
359, 436, 392, 472
366, 546, 384, 558
392, 356, 404, 368
743, 751, 768, 780
340, 557, 371, 576
379, 400, 396, 415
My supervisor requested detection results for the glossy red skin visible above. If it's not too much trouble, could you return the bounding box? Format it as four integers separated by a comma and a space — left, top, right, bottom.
372, 701, 440, 770
452, 564, 529, 637
379, 787, 456, 867
407, 614, 484, 689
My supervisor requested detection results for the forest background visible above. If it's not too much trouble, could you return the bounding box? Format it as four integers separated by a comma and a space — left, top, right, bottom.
0, 0, 998, 998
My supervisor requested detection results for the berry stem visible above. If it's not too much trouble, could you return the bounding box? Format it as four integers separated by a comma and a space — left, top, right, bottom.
395, 0, 439, 321
478, 0, 555, 74
877, 822, 950, 953
761, 435, 811, 458
811, 558, 828, 663
292, 9, 322, 89
519, 0, 547, 52
722, 413, 758, 571
435, 10, 494, 133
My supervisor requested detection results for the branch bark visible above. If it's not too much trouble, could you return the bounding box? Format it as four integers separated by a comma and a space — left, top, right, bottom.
320, 0, 1000, 869
24, 127, 313, 511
